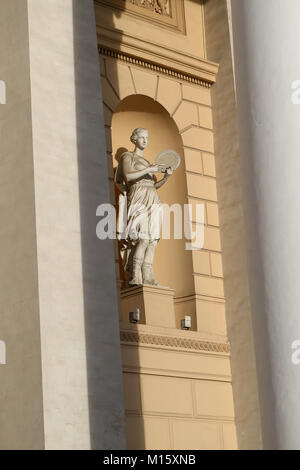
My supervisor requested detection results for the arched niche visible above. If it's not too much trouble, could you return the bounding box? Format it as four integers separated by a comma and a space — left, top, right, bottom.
111, 94, 194, 298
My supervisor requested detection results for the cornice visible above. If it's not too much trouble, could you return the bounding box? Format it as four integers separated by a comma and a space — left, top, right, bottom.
99, 45, 215, 88
120, 329, 230, 354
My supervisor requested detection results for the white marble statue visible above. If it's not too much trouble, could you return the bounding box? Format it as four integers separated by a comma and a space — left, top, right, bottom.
115, 128, 175, 287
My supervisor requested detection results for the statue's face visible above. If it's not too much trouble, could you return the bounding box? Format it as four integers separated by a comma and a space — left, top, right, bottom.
135, 130, 149, 150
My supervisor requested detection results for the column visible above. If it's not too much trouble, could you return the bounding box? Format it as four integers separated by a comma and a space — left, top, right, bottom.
0, 0, 125, 449
231, 0, 300, 449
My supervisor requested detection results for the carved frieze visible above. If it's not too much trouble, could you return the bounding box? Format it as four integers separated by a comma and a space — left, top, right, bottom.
126, 0, 170, 16
120, 330, 231, 354
96, 0, 185, 34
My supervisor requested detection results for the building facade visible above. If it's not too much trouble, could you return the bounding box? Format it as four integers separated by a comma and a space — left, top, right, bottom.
96, 0, 240, 450
1, 0, 300, 451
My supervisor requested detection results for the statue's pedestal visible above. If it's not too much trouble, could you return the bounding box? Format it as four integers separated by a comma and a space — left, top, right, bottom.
120, 285, 175, 328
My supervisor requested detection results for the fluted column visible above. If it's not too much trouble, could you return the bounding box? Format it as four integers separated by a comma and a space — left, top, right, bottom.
231, 0, 300, 449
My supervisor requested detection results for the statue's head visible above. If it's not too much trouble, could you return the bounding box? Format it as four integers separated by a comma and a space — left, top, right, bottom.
130, 128, 149, 150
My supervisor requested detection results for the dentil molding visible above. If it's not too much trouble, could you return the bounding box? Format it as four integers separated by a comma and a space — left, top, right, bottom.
99, 45, 215, 88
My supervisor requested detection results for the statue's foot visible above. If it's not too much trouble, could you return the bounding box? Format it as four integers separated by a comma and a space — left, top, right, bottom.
142, 262, 159, 286
146, 280, 159, 286
129, 278, 142, 287
128, 257, 143, 286
143, 276, 159, 286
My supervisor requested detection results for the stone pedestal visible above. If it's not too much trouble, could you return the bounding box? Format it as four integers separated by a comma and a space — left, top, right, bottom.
120, 285, 176, 328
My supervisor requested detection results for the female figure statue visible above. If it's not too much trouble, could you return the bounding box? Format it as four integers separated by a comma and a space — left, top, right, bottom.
115, 128, 173, 286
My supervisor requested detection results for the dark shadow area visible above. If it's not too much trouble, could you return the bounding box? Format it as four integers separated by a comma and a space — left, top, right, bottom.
73, 0, 203, 450
93, 1, 146, 450
72, 0, 127, 450
114, 146, 128, 284
115, 147, 128, 163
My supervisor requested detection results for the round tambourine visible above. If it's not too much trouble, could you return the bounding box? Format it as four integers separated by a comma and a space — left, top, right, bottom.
154, 149, 181, 172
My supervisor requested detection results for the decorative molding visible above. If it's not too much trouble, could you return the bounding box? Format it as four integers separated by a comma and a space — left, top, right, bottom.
127, 0, 170, 16
95, 0, 185, 34
98, 45, 213, 88
120, 330, 230, 354
123, 365, 232, 383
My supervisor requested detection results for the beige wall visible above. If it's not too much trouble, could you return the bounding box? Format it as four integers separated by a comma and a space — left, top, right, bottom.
121, 323, 236, 450
95, 0, 206, 61
97, 0, 238, 450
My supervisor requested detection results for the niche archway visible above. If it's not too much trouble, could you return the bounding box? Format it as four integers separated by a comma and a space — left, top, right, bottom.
111, 94, 194, 298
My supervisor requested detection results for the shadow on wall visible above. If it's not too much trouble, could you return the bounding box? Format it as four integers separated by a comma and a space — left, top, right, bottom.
72, 0, 126, 450
93, 1, 195, 450
94, 1, 147, 450
74, 0, 204, 450
114, 147, 128, 283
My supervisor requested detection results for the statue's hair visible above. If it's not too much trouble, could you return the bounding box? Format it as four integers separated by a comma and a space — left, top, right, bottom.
130, 128, 149, 144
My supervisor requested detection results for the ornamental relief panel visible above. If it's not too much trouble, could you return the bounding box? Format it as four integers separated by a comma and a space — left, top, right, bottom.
96, 0, 186, 33
127, 0, 170, 16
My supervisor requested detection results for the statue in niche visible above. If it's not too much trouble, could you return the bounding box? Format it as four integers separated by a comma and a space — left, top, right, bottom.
115, 128, 180, 287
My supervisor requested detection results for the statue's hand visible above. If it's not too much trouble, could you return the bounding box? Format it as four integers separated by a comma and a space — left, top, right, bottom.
149, 164, 166, 173
164, 167, 173, 177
